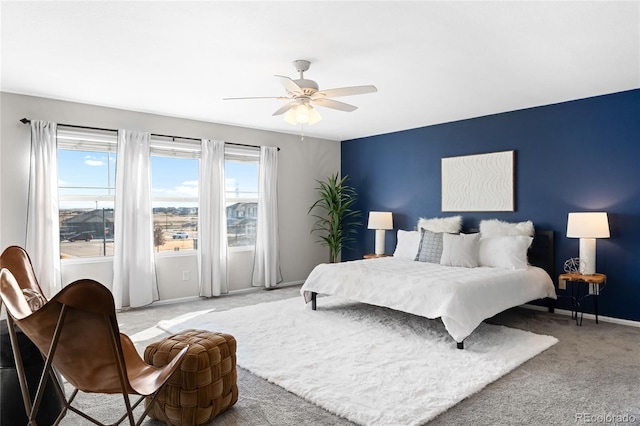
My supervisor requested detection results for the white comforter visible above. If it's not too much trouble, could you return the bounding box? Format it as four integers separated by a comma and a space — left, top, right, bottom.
301, 257, 557, 342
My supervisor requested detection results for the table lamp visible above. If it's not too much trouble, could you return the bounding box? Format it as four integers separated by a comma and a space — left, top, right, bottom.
368, 211, 393, 255
566, 212, 610, 275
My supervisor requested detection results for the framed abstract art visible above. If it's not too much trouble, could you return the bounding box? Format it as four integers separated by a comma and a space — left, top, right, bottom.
441, 150, 514, 212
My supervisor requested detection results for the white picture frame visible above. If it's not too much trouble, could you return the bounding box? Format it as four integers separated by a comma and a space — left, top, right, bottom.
441, 150, 515, 212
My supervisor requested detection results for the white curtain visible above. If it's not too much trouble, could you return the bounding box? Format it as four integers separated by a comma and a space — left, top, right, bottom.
198, 139, 228, 297
26, 120, 61, 298
112, 130, 158, 309
252, 146, 281, 288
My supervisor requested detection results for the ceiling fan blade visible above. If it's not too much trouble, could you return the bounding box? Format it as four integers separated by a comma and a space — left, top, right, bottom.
272, 101, 297, 116
312, 98, 358, 112
223, 96, 288, 100
275, 75, 303, 95
312, 85, 377, 99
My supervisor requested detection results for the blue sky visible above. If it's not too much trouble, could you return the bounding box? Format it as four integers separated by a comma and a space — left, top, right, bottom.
58, 150, 258, 209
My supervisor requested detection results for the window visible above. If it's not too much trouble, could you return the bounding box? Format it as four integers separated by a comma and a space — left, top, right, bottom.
57, 127, 261, 258
150, 138, 200, 253
225, 146, 259, 248
58, 127, 117, 259
149, 140, 260, 251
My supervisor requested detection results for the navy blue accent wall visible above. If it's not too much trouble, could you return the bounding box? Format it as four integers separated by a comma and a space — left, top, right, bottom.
341, 89, 640, 322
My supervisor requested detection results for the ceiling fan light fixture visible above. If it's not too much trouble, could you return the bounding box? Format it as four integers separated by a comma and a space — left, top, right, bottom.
295, 104, 310, 124
283, 108, 298, 125
283, 103, 322, 126
308, 107, 322, 125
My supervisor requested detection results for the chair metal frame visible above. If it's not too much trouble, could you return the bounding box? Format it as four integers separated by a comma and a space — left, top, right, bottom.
0, 246, 188, 426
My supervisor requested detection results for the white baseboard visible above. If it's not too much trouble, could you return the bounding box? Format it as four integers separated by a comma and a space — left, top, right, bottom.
273, 280, 305, 288
228, 280, 303, 294
148, 295, 201, 307
522, 303, 640, 328
151, 280, 304, 306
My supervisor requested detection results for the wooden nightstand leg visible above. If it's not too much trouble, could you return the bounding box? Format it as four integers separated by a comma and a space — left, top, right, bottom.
594, 293, 599, 324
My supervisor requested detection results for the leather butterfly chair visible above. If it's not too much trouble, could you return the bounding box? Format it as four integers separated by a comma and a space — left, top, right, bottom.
0, 246, 189, 425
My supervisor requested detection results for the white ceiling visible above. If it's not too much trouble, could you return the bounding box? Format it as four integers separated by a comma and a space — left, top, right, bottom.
2, 1, 638, 141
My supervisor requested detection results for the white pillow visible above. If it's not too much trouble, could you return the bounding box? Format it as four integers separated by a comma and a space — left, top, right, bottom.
417, 215, 462, 234
479, 219, 534, 237
478, 236, 533, 269
393, 230, 421, 260
440, 233, 480, 268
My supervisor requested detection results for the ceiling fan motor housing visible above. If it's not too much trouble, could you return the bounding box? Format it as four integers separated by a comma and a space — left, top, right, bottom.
293, 79, 319, 94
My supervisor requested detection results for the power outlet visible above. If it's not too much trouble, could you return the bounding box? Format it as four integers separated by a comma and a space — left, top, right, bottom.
558, 279, 566, 290
182, 270, 190, 281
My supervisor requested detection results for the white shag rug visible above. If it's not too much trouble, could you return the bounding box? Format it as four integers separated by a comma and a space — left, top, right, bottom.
132, 296, 557, 426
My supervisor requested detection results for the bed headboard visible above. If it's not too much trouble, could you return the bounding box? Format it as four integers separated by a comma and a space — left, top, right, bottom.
528, 230, 555, 278
465, 228, 555, 278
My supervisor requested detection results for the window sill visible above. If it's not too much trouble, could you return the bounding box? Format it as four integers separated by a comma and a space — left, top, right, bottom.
60, 246, 255, 263
154, 250, 196, 258
61, 256, 114, 265
228, 246, 255, 253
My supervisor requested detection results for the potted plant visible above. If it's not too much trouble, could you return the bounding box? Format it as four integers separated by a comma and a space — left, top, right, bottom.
308, 172, 361, 263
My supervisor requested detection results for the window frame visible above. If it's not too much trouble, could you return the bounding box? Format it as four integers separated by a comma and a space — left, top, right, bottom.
150, 142, 200, 256
57, 127, 118, 261
224, 145, 260, 251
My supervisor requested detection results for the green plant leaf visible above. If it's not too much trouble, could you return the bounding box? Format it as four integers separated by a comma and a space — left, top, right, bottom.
308, 172, 362, 263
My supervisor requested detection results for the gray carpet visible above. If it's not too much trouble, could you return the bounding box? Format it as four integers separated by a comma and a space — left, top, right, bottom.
59, 286, 640, 425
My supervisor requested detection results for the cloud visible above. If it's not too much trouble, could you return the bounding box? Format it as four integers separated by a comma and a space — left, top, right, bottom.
83, 155, 104, 167
152, 180, 198, 198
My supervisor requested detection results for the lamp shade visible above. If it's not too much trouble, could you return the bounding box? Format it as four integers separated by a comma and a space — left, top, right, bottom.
566, 212, 610, 238
368, 211, 393, 230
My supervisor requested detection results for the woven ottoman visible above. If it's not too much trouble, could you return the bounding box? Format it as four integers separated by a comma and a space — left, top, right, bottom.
144, 329, 238, 426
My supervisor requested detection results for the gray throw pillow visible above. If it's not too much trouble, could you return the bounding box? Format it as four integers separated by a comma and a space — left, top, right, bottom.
415, 229, 444, 263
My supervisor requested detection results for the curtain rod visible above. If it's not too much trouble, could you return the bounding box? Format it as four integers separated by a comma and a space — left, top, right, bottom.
19, 118, 279, 151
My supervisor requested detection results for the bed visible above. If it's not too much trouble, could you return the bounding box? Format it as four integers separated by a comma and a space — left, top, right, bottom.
301, 226, 557, 349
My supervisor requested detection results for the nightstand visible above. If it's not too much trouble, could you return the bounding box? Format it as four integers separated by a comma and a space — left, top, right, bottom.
558, 272, 607, 326
363, 254, 393, 259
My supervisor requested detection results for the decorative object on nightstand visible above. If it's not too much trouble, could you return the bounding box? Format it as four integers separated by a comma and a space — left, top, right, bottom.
566, 212, 610, 275
558, 272, 607, 326
368, 211, 393, 255
563, 257, 583, 274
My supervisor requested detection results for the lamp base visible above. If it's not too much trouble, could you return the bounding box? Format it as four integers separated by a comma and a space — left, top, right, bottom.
579, 238, 596, 275
375, 229, 386, 255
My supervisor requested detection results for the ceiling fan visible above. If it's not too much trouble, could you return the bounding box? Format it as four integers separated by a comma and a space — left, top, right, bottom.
223, 60, 377, 126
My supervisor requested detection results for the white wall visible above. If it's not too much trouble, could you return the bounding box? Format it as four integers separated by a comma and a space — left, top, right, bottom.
0, 92, 340, 301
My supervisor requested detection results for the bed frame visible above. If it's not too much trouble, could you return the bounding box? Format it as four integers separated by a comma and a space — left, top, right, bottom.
310, 230, 556, 350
